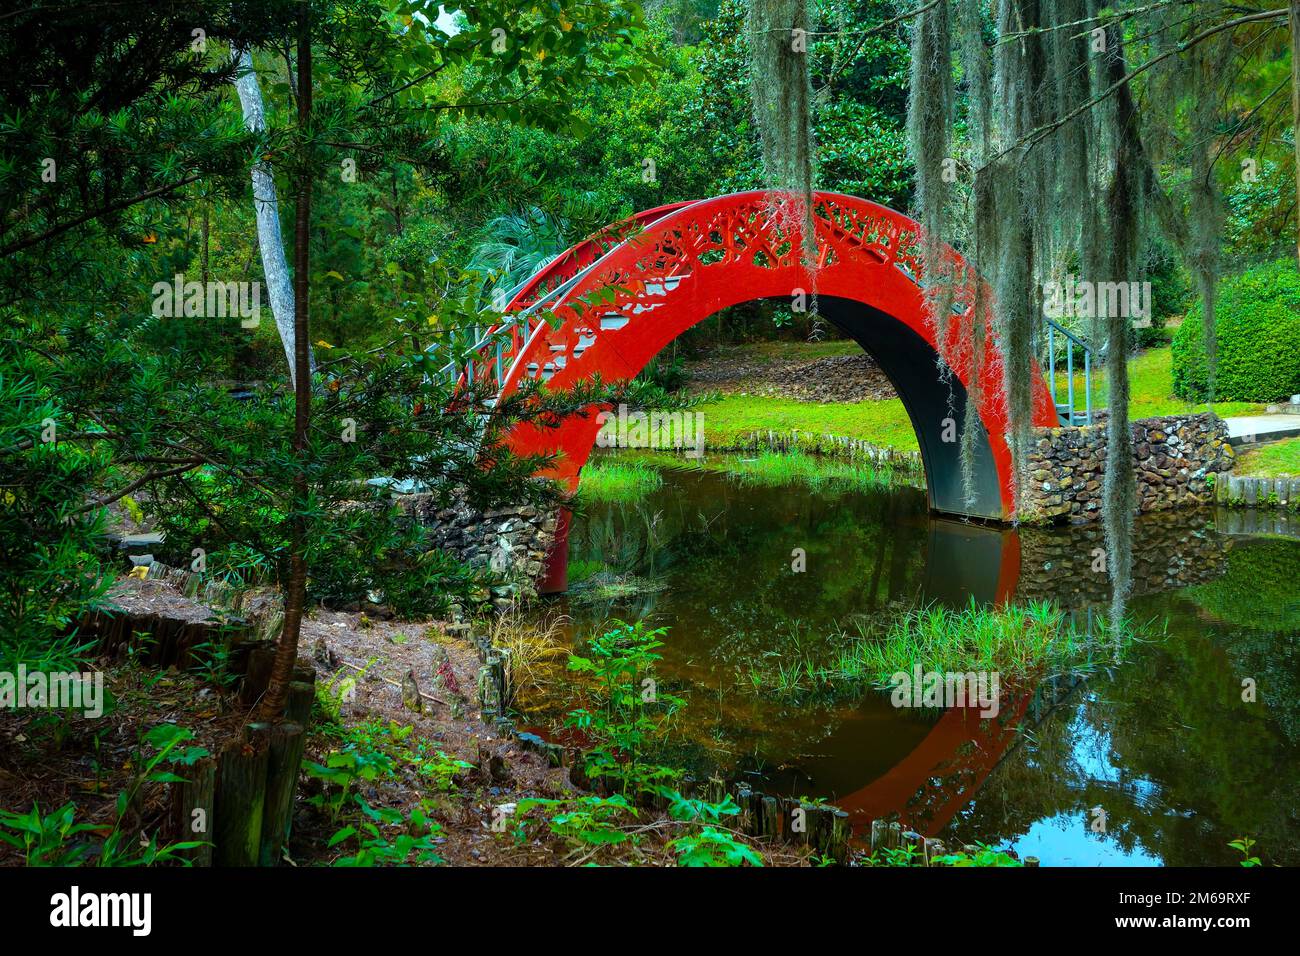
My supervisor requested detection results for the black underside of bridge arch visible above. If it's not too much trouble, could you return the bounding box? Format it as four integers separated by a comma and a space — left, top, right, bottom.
755, 295, 1002, 520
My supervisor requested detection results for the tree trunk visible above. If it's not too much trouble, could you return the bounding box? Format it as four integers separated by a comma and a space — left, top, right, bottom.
233, 48, 313, 386
258, 8, 313, 721
1291, 2, 1300, 270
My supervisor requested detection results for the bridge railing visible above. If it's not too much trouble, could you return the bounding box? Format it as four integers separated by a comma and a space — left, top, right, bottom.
1041, 318, 1098, 426
434, 263, 592, 395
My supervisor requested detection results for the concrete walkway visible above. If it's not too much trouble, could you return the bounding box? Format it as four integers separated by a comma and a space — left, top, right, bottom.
1223, 414, 1300, 447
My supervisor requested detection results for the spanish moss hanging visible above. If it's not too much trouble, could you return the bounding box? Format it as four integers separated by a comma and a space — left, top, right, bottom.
748, 0, 824, 338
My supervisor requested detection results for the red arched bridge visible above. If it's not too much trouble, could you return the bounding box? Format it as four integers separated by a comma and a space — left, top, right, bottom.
442, 191, 1067, 575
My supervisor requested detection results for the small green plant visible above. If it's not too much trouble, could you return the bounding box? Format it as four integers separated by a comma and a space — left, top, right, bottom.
866, 844, 924, 866
0, 802, 104, 866
1229, 837, 1261, 867
327, 798, 443, 866
932, 844, 1023, 867
566, 621, 685, 794
189, 635, 241, 689
668, 826, 763, 867
864, 841, 1021, 867
316, 658, 375, 723
660, 791, 743, 825
304, 745, 395, 821
516, 794, 636, 848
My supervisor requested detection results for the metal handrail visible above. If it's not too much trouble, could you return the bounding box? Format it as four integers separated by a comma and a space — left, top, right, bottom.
434, 261, 594, 387
1043, 318, 1097, 426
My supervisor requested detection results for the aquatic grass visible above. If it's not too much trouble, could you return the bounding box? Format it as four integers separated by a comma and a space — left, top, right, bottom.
728, 450, 901, 493
576, 459, 664, 504
850, 600, 1092, 680
486, 611, 572, 705
847, 600, 1154, 687
619, 448, 919, 493
740, 600, 1152, 702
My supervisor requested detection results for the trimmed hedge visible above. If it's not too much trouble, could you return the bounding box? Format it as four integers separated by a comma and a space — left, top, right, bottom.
1172, 260, 1300, 402
1175, 260, 1300, 403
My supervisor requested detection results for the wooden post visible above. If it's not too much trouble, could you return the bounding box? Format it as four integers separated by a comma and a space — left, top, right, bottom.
170, 757, 216, 867
259, 721, 306, 867
739, 790, 757, 836
213, 723, 271, 866
871, 818, 901, 855
761, 795, 781, 839
924, 838, 947, 866
832, 811, 852, 863
239, 645, 276, 709
285, 679, 315, 726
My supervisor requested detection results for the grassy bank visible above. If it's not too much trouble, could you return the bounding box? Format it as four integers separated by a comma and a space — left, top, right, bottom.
693, 393, 920, 453
690, 345, 1266, 458
610, 448, 920, 491
1063, 346, 1266, 419
1236, 437, 1300, 477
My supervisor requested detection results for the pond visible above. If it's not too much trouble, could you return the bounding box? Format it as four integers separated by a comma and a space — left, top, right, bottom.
527, 451, 1300, 866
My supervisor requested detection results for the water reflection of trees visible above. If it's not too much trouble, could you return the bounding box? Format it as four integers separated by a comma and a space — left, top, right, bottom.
564, 470, 932, 774
954, 587, 1300, 865
569, 470, 930, 675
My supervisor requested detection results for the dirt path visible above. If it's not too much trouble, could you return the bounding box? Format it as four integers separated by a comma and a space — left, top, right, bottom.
684, 344, 897, 403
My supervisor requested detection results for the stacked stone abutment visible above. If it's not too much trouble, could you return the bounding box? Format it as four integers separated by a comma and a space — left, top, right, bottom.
1019, 413, 1235, 524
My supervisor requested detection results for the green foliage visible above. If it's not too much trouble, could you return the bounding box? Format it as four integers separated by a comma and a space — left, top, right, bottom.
505, 620, 767, 866
306, 719, 468, 865
0, 336, 115, 668
306, 718, 469, 822
327, 799, 444, 867
515, 793, 637, 848
0, 802, 106, 866
565, 621, 685, 794
1173, 261, 1300, 402
864, 841, 1021, 867
931, 844, 1022, 867
850, 600, 1141, 684
0, 723, 210, 866
668, 826, 763, 866
637, 354, 690, 393
1228, 837, 1261, 868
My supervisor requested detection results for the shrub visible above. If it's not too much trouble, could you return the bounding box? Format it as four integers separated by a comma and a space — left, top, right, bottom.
1172, 260, 1300, 402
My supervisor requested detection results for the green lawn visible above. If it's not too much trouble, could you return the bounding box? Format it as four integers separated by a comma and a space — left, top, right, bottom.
697, 393, 920, 453
1065, 347, 1265, 420
693, 346, 1266, 456
1236, 437, 1300, 477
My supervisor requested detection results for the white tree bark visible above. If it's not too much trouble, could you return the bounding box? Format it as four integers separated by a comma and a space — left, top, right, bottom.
233, 49, 311, 385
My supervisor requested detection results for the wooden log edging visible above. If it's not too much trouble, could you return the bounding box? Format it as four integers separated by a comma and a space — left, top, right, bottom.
1215, 474, 1300, 511
78, 562, 316, 868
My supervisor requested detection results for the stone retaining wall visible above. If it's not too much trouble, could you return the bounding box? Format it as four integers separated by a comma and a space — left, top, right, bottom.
1019, 413, 1235, 524
396, 492, 558, 609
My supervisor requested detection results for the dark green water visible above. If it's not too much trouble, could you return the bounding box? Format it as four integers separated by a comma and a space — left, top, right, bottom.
538, 454, 1300, 866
